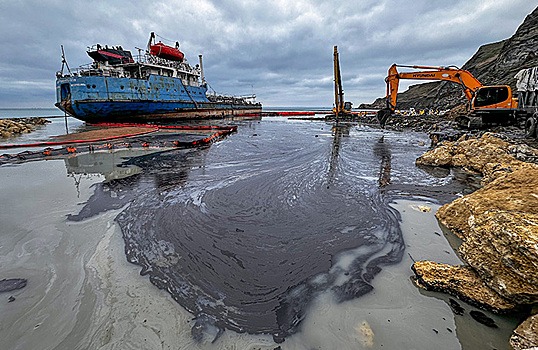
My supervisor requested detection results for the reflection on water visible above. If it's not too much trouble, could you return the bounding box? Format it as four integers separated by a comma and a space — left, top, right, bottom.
66, 147, 204, 222
326, 123, 350, 188
329, 124, 392, 189
66, 120, 462, 343
65, 150, 144, 182
373, 136, 392, 187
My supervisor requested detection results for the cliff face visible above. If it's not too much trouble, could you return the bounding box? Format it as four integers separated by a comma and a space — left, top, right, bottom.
364, 6, 538, 110
486, 7, 538, 86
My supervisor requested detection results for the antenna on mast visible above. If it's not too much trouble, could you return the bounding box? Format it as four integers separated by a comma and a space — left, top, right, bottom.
60, 45, 72, 76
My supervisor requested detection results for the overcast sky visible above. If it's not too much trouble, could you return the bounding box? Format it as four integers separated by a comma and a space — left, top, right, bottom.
0, 1, 536, 108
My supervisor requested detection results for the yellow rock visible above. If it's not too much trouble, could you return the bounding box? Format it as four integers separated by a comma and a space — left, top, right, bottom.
436, 161, 538, 304
355, 321, 374, 348
411, 205, 431, 213
510, 313, 538, 350
0, 118, 49, 139
416, 144, 454, 167
417, 133, 538, 306
412, 261, 516, 312
416, 132, 519, 176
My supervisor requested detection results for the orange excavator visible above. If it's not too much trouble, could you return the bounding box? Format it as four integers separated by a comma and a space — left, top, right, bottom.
376, 64, 519, 128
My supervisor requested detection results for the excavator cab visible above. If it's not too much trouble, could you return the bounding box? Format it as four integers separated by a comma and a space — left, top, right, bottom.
467, 85, 518, 126
472, 86, 513, 109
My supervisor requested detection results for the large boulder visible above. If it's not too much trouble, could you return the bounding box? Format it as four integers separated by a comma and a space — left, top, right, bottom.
411, 261, 516, 313
416, 133, 519, 177
458, 209, 538, 304
414, 133, 538, 348
417, 134, 538, 305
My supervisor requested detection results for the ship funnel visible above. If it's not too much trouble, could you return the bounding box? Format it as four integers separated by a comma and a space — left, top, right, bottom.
199, 54, 205, 84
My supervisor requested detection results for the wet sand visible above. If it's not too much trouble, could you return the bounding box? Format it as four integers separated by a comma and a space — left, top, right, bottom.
0, 118, 521, 349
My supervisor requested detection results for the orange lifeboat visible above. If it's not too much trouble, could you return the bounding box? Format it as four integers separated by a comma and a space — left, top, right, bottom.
149, 42, 185, 62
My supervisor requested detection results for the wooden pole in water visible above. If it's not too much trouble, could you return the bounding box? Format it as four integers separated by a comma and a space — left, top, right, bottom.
64, 110, 69, 134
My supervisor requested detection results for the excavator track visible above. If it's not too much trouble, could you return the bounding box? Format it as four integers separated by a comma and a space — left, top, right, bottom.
453, 114, 482, 130
467, 116, 483, 129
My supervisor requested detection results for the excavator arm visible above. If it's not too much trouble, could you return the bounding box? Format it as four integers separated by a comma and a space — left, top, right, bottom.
384, 64, 482, 110
377, 64, 484, 127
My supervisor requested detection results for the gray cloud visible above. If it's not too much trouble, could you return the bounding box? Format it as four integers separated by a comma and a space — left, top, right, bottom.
0, 0, 535, 107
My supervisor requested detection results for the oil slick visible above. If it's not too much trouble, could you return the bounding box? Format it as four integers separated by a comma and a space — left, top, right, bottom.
114, 136, 405, 342
64, 119, 473, 344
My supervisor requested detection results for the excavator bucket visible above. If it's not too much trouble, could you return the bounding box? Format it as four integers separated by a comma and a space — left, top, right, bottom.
376, 108, 392, 128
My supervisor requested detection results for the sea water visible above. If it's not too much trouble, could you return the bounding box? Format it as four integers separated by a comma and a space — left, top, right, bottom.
0, 108, 85, 149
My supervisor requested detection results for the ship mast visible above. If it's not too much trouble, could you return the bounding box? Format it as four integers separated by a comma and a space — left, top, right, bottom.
147, 32, 156, 51
199, 54, 205, 85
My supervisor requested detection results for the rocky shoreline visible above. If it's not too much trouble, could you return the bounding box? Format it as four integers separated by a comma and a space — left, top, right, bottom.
0, 118, 50, 138
412, 132, 538, 349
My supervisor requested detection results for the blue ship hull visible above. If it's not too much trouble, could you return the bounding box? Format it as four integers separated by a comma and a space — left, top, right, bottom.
56, 75, 261, 122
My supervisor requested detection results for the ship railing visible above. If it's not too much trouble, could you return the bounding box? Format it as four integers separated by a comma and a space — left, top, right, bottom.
238, 94, 257, 100
57, 63, 127, 78
207, 94, 259, 105
133, 54, 201, 76
87, 44, 127, 52
57, 65, 98, 78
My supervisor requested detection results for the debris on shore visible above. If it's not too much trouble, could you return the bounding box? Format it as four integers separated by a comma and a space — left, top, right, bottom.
412, 133, 538, 349
0, 278, 27, 293
0, 118, 50, 138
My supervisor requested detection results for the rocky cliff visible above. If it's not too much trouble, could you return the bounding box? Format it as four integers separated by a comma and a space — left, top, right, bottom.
362, 6, 538, 110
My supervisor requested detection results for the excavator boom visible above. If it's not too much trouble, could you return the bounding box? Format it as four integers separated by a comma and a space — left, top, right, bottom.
333, 46, 345, 114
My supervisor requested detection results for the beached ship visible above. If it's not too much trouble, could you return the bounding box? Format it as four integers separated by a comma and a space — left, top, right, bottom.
55, 33, 261, 122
